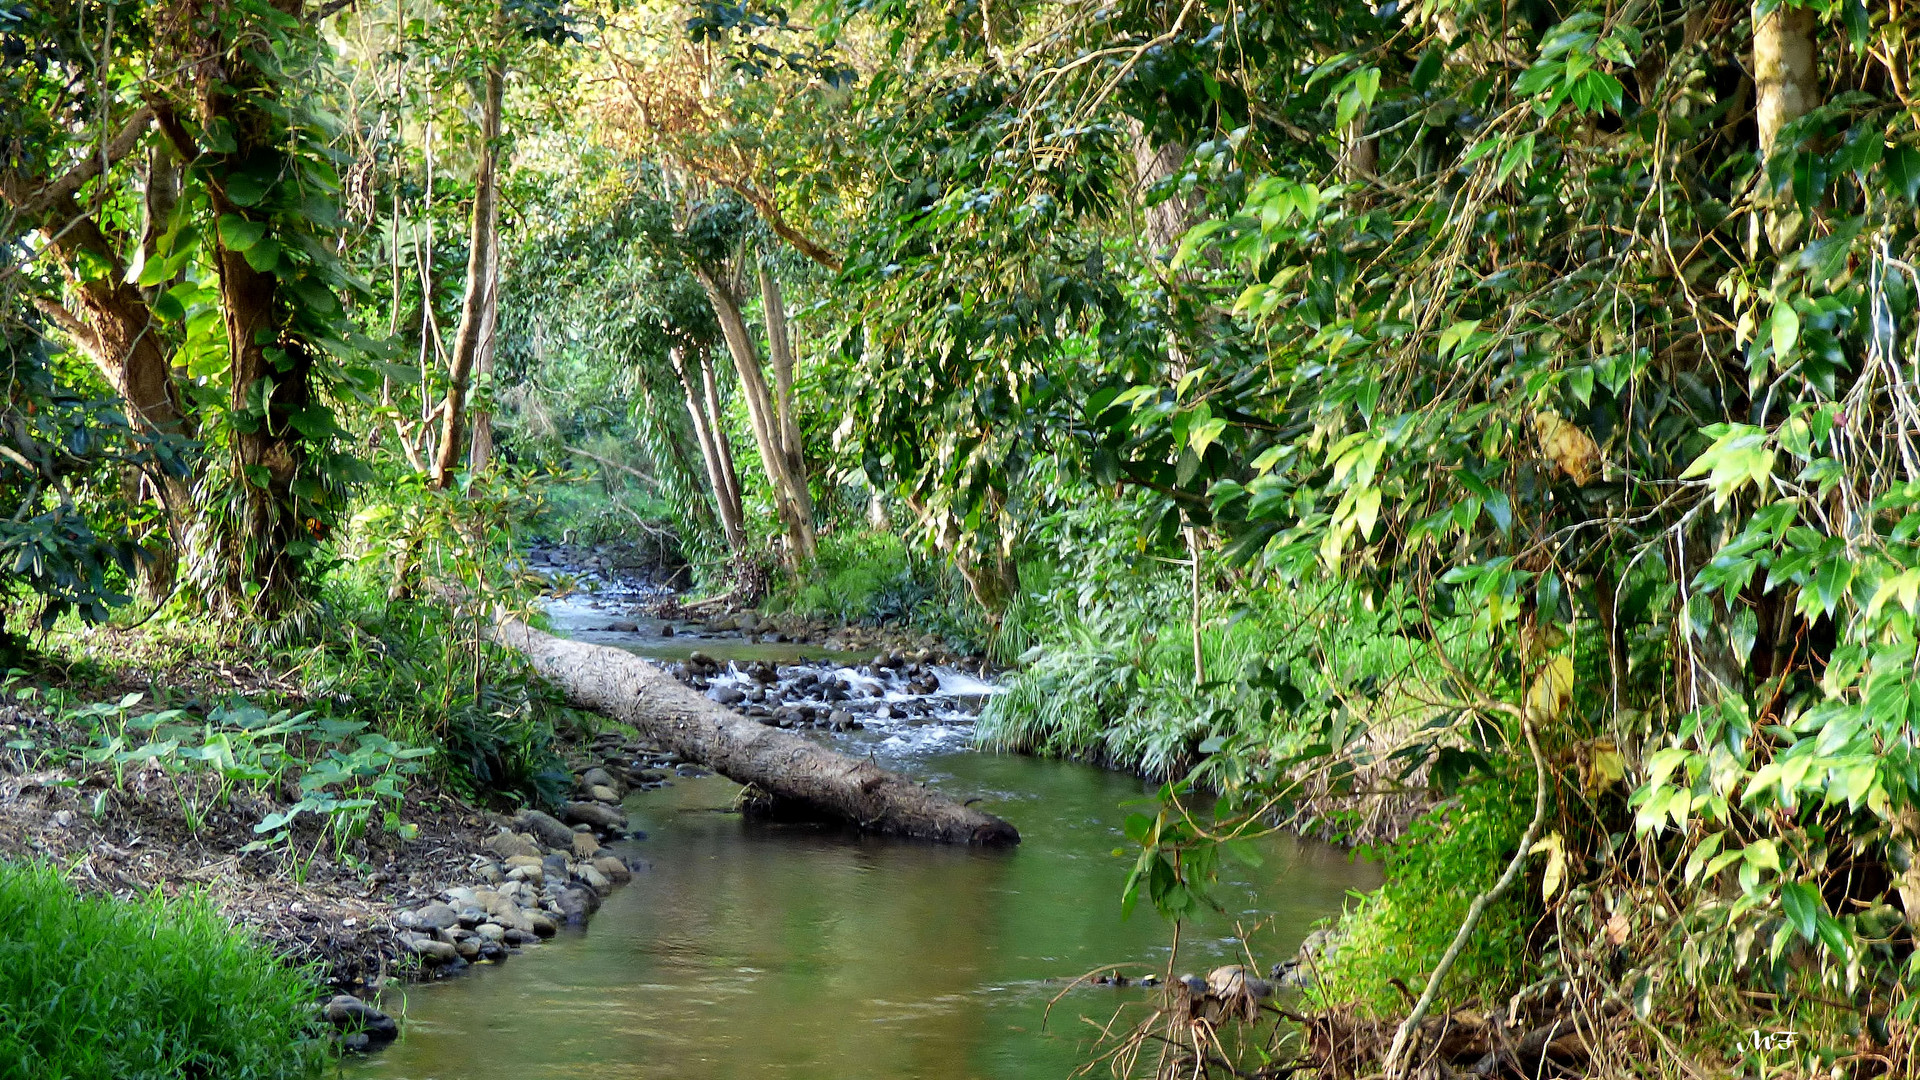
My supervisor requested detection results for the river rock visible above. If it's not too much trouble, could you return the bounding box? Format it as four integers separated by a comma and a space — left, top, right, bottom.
587, 784, 621, 804
325, 995, 399, 1051
475, 922, 507, 943
712, 685, 747, 705
455, 938, 481, 961
516, 809, 576, 849
483, 830, 542, 861
487, 900, 535, 935
580, 766, 618, 791
1206, 965, 1273, 1000
525, 910, 558, 938
564, 800, 628, 834
504, 927, 540, 947
590, 856, 632, 884
556, 885, 598, 925
609, 620, 639, 633
412, 903, 459, 931
504, 855, 544, 872
404, 935, 460, 965
576, 864, 612, 894
507, 864, 544, 885
571, 832, 603, 860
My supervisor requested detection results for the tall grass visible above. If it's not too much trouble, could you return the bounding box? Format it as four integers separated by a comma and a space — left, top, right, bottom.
0, 861, 326, 1080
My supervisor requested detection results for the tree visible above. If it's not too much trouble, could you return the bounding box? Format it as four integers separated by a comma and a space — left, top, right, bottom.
0, 5, 194, 595
146, 0, 371, 622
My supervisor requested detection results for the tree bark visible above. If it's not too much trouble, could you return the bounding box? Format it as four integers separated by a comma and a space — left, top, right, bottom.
694, 263, 817, 564
670, 344, 746, 550
490, 615, 1020, 845
1754, 1, 1818, 163
213, 215, 315, 613
1754, 1, 1818, 252
699, 346, 744, 524
466, 254, 500, 473
1130, 125, 1194, 254
152, 12, 323, 618
433, 59, 504, 489
6, 173, 196, 602
757, 260, 807, 472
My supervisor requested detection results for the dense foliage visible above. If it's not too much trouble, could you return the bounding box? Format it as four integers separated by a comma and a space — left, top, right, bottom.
14, 0, 1920, 1072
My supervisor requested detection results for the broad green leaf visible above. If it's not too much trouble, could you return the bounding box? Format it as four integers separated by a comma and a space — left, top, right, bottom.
1189, 417, 1228, 455
1887, 145, 1920, 204
1770, 303, 1800, 360
1780, 879, 1820, 941
218, 214, 266, 252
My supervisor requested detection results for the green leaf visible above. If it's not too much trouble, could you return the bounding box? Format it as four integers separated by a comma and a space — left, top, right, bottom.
1780, 879, 1820, 941
224, 173, 271, 207
1770, 303, 1800, 360
1810, 553, 1856, 616
1410, 48, 1443, 93
1189, 417, 1228, 455
1886, 146, 1920, 205
218, 215, 267, 252
1815, 912, 1850, 957
241, 237, 281, 273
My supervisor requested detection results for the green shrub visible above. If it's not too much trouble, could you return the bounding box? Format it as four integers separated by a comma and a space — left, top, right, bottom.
762, 529, 990, 645
1311, 779, 1538, 1012
0, 861, 326, 1080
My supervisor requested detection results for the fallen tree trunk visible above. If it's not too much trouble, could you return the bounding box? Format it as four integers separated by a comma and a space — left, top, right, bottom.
491, 616, 1020, 846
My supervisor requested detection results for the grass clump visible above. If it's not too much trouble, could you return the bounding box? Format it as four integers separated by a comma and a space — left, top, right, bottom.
0, 861, 326, 1080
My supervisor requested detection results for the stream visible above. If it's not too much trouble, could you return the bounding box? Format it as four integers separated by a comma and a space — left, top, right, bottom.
346, 598, 1379, 1080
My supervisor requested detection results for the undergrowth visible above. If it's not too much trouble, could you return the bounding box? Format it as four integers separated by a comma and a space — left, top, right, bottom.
1309, 779, 1539, 1012
761, 529, 991, 647
0, 861, 327, 1080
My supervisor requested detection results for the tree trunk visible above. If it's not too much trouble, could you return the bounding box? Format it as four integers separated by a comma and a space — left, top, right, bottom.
694, 263, 817, 564
700, 346, 744, 523
433, 59, 504, 489
1754, 1, 1818, 251
466, 256, 500, 473
16, 187, 196, 609
490, 615, 1020, 845
213, 218, 314, 614
756, 260, 808, 479
135, 145, 188, 604
671, 345, 746, 550
1754, 1, 1818, 163
1130, 124, 1194, 254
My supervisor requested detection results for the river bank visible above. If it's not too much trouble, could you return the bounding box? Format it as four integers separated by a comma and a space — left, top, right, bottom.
0, 544, 994, 1051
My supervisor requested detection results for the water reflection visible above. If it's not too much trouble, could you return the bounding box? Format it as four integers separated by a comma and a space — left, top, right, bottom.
350, 751, 1374, 1080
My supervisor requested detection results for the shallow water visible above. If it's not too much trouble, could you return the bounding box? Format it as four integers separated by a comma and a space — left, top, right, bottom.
347, 622, 1378, 1080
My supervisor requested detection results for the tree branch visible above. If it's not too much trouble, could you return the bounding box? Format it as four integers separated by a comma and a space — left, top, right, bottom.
1, 106, 155, 220
717, 178, 843, 273
29, 296, 99, 355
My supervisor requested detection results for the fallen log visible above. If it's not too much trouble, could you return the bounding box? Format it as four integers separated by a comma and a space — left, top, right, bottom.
491, 615, 1020, 846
